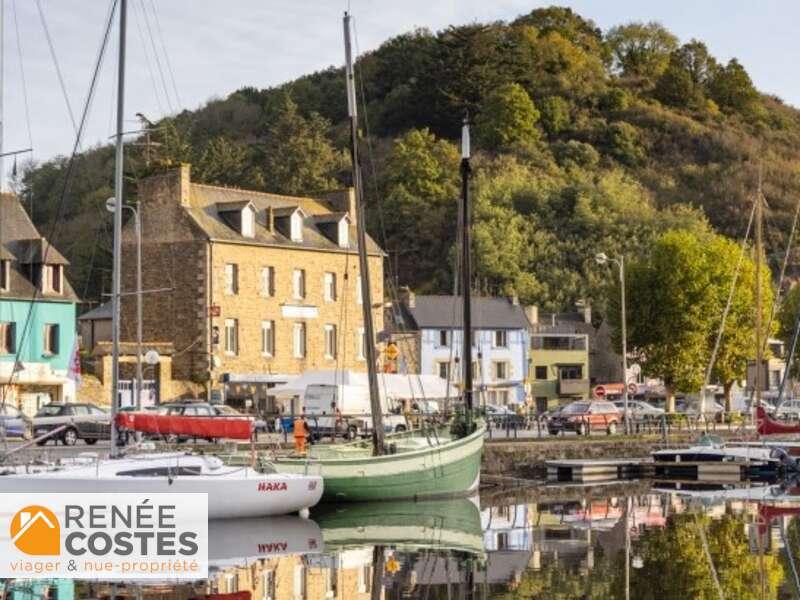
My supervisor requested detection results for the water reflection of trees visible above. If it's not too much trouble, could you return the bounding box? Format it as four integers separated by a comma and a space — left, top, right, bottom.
493, 511, 783, 599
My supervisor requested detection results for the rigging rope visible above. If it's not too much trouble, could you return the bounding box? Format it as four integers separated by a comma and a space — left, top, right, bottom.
11, 0, 33, 155
131, 0, 166, 116
147, 0, 181, 108
138, 0, 173, 113
34, 0, 79, 138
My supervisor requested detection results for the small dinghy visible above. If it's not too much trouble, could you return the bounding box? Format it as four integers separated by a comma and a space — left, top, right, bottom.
652, 434, 779, 466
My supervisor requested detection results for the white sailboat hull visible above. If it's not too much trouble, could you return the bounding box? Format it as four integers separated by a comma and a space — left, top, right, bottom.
0, 454, 323, 519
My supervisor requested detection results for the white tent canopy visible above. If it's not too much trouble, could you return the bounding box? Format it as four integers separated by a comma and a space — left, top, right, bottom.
269, 370, 457, 400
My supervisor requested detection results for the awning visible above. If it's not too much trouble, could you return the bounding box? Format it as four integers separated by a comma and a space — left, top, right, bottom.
269, 370, 456, 399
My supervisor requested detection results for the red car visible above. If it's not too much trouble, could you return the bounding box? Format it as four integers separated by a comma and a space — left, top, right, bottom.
548, 401, 621, 436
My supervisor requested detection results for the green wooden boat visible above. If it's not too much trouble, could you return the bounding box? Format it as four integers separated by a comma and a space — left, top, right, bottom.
313, 496, 484, 555
274, 420, 485, 502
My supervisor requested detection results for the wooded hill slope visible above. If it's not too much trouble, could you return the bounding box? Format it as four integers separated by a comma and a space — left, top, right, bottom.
15, 7, 800, 313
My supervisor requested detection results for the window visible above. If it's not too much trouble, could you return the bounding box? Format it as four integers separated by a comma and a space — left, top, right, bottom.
261, 320, 275, 357
324, 324, 337, 359
293, 322, 306, 358
292, 269, 306, 300
559, 365, 583, 380
260, 266, 275, 297
43, 324, 60, 355
436, 329, 450, 348
437, 361, 450, 380
337, 218, 349, 248
224, 263, 238, 295
293, 565, 307, 600
42, 264, 62, 294
242, 206, 255, 238
290, 211, 304, 242
496, 390, 510, 405
356, 274, 363, 305
0, 260, 9, 291
534, 366, 548, 380
493, 330, 508, 348
493, 361, 508, 381
0, 322, 15, 354
323, 272, 337, 302
224, 319, 238, 355
357, 327, 366, 361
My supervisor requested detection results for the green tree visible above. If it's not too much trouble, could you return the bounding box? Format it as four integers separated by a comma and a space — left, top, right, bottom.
539, 95, 571, 138
381, 128, 460, 291
475, 83, 540, 150
606, 21, 678, 82
778, 285, 800, 376
193, 136, 262, 189
605, 121, 645, 166
259, 93, 342, 195
654, 62, 696, 108
706, 234, 773, 410
708, 58, 761, 116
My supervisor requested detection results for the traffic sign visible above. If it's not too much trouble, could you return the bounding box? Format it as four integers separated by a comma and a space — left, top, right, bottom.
593, 385, 606, 399
627, 383, 638, 396
385, 342, 400, 361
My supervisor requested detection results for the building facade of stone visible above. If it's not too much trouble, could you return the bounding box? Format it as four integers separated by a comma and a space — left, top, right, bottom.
120, 166, 384, 408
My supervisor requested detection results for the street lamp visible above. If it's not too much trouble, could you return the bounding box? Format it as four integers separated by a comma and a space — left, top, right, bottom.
596, 252, 629, 434
106, 197, 143, 412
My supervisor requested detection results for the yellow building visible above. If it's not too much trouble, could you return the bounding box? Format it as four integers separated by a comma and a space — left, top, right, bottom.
121, 165, 384, 409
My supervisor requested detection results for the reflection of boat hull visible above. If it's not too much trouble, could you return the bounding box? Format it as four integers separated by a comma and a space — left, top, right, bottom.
314, 497, 484, 555
275, 422, 484, 502
208, 516, 323, 566
652, 445, 778, 466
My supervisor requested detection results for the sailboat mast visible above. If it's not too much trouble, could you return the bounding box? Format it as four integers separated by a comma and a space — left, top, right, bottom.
110, 0, 127, 456
460, 118, 473, 431
754, 175, 763, 411
343, 13, 385, 455
1, 0, 4, 192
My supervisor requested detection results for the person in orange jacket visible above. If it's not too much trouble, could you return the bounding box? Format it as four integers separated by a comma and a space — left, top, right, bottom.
293, 414, 309, 454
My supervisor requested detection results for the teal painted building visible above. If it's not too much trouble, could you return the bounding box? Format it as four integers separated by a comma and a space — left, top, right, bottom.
0, 194, 78, 414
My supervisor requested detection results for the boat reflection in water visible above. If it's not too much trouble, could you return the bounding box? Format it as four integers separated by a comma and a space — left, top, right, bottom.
33, 487, 800, 598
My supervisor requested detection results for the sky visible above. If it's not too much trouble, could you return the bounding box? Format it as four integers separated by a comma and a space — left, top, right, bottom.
2, 0, 799, 184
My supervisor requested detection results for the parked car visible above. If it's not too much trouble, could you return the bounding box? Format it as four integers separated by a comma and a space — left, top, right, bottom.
775, 399, 800, 420
150, 402, 264, 441
0, 404, 32, 439
612, 400, 665, 418
33, 403, 111, 446
548, 401, 621, 436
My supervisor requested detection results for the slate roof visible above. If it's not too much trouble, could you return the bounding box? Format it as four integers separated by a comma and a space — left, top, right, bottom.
0, 193, 78, 302
396, 295, 531, 330
184, 183, 383, 256
78, 301, 112, 321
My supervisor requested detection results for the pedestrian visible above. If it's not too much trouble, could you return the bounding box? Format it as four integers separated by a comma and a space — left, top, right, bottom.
293, 412, 310, 454
274, 415, 283, 434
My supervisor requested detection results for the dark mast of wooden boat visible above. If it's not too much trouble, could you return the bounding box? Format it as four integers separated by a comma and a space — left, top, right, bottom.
460, 117, 474, 433
343, 13, 385, 455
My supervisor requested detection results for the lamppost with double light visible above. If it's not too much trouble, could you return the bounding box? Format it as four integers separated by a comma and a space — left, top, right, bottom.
595, 252, 629, 434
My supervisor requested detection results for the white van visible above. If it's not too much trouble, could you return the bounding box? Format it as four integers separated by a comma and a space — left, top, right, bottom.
304, 384, 408, 439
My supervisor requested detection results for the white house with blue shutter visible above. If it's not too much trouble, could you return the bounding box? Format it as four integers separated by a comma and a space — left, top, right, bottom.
391, 292, 531, 406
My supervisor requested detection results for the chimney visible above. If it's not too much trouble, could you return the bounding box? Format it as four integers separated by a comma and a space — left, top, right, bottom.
178, 163, 191, 207
524, 305, 538, 326
508, 294, 519, 306
583, 303, 592, 324
267, 206, 275, 233
399, 286, 415, 308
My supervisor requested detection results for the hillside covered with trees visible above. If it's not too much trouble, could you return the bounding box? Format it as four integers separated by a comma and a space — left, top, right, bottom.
14, 6, 800, 317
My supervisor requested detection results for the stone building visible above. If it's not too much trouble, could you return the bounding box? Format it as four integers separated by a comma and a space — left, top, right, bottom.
120, 165, 384, 409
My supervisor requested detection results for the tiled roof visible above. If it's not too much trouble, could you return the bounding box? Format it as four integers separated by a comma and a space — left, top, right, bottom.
0, 193, 78, 302
397, 295, 531, 330
184, 183, 383, 256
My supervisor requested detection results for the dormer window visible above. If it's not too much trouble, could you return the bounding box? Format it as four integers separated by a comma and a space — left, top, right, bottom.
0, 260, 8, 291
290, 211, 303, 242
217, 201, 256, 238
42, 264, 63, 295
313, 213, 350, 248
